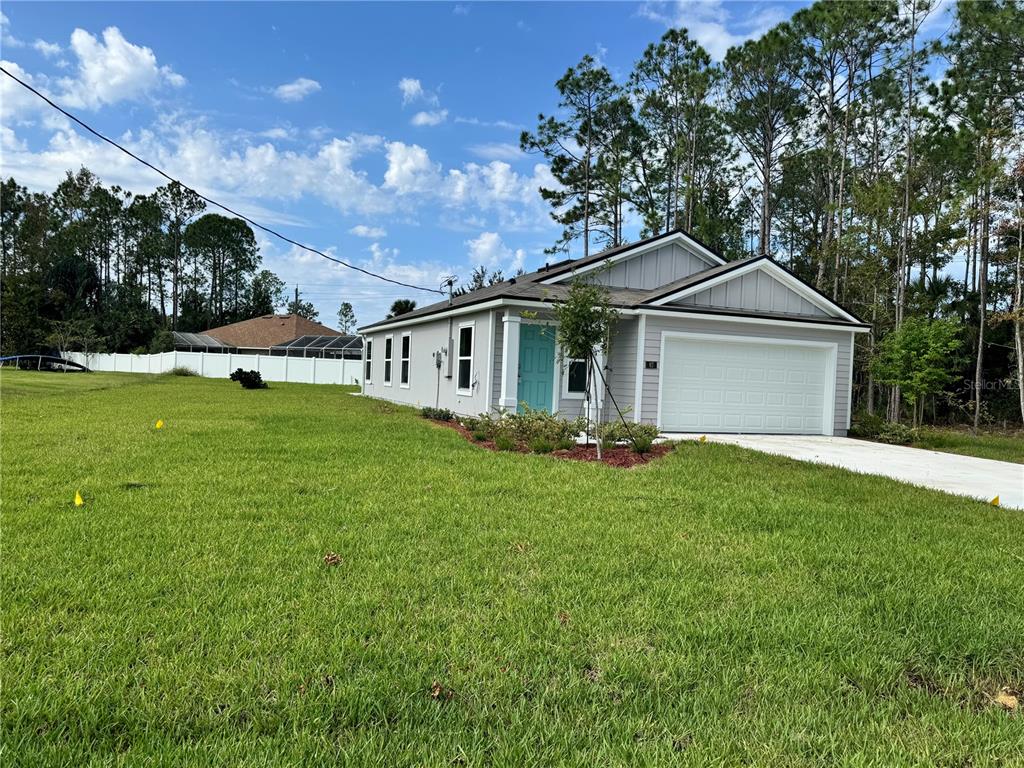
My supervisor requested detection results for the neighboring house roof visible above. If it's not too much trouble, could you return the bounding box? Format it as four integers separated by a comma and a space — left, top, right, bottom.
270, 334, 364, 354
204, 315, 341, 348
358, 230, 868, 332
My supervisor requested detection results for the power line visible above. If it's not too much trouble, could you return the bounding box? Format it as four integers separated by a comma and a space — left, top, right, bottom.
0, 65, 443, 296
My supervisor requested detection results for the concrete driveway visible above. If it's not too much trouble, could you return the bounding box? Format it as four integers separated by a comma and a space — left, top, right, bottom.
664, 433, 1023, 510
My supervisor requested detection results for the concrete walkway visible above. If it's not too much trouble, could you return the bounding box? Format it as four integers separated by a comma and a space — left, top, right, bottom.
664, 433, 1024, 510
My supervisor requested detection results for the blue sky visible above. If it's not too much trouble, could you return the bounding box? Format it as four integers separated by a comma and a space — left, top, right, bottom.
0, 1, 952, 327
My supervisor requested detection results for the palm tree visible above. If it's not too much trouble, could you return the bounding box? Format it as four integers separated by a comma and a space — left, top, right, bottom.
386, 299, 417, 319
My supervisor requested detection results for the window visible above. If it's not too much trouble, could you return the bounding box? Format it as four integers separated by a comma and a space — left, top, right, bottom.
383, 335, 393, 385
565, 359, 588, 396
457, 324, 474, 393
364, 339, 373, 382
400, 333, 411, 387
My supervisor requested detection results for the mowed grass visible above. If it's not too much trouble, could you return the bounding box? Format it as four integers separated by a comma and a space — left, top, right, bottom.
908, 426, 1024, 465
2, 371, 1021, 767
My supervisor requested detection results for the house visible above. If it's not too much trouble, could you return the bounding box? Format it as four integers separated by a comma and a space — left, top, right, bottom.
357, 230, 870, 435
203, 314, 341, 353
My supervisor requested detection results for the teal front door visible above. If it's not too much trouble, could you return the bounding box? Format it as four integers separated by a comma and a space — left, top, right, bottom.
517, 324, 555, 413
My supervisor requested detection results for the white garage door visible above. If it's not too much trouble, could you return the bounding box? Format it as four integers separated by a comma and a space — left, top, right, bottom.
659, 334, 835, 435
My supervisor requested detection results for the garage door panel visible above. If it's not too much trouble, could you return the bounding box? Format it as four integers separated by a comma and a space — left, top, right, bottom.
660, 335, 832, 435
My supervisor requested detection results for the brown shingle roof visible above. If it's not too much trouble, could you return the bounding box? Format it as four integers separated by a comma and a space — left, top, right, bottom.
203, 315, 341, 348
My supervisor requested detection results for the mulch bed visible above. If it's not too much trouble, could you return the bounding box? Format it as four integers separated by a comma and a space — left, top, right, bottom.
433, 419, 674, 469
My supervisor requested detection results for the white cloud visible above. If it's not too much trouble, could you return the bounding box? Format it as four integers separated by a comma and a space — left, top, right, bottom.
468, 142, 523, 161
637, 0, 785, 60
453, 4, 471, 15
454, 116, 522, 130
349, 224, 387, 238
1, 12, 23, 48
32, 39, 62, 57
259, 127, 294, 140
383, 141, 441, 194
399, 77, 432, 106
411, 109, 448, 127
466, 231, 526, 272
59, 26, 185, 110
273, 77, 321, 102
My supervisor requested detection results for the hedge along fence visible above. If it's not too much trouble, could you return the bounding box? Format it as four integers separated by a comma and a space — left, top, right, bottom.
65, 351, 363, 386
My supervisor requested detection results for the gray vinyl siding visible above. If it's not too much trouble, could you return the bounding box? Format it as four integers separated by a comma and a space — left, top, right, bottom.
361, 309, 494, 417
568, 242, 714, 290
671, 271, 828, 316
638, 315, 854, 435
603, 318, 638, 421
491, 311, 503, 410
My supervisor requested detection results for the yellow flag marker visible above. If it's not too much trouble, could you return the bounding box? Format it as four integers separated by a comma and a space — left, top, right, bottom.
991, 496, 1000, 507
74, 491, 84, 507
155, 419, 164, 429
699, 435, 707, 443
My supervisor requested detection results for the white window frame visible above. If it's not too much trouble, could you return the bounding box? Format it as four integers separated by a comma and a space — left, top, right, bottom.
456, 322, 475, 395
562, 357, 588, 398
400, 331, 411, 388
364, 338, 373, 383
383, 334, 393, 386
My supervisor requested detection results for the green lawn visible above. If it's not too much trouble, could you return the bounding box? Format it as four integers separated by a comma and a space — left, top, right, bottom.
2, 370, 1021, 766
908, 426, 1024, 465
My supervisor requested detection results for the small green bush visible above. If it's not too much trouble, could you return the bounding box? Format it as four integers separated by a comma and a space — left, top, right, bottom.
229, 368, 266, 389
421, 407, 455, 421
494, 434, 516, 452
596, 420, 660, 451
167, 366, 198, 377
461, 417, 481, 433
850, 412, 918, 444
876, 421, 918, 445
555, 437, 576, 451
529, 437, 554, 454
471, 430, 488, 442
631, 435, 655, 454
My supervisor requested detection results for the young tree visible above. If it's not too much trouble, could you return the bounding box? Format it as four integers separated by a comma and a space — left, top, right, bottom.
550, 277, 621, 456
154, 181, 205, 330
872, 317, 963, 426
286, 288, 319, 321
337, 301, 357, 333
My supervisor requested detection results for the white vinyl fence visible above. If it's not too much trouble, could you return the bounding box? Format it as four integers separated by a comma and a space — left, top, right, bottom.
66, 351, 363, 386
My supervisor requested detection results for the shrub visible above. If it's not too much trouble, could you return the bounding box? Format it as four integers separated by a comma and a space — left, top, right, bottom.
596, 420, 660, 451
460, 417, 481, 433
876, 421, 918, 445
421, 406, 455, 421
229, 368, 267, 389
529, 437, 554, 454
494, 434, 516, 452
471, 430, 488, 442
167, 366, 198, 377
850, 412, 918, 444
555, 437, 576, 451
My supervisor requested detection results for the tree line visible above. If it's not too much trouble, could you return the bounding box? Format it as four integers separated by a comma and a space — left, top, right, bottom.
522, 0, 1023, 426
0, 169, 337, 355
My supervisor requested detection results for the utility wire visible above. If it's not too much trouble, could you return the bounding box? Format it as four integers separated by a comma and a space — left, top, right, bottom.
0, 65, 444, 296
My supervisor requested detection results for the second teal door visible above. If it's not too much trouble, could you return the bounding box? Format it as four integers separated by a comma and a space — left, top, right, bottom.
517, 324, 555, 413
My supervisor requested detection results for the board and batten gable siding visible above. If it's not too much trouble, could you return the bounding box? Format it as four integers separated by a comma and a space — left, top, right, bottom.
362, 309, 494, 416
560, 242, 714, 290
670, 270, 828, 317
637, 316, 854, 435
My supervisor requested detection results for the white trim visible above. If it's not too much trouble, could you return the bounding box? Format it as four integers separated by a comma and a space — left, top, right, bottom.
845, 331, 855, 430
499, 313, 522, 409
456, 321, 475, 395
633, 313, 646, 423
539, 231, 726, 285
399, 331, 411, 388
561, 358, 588, 399
655, 330, 838, 436
363, 337, 373, 386
383, 334, 394, 386
647, 259, 860, 324
637, 307, 869, 334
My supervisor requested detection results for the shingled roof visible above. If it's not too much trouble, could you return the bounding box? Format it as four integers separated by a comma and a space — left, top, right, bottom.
204, 315, 341, 348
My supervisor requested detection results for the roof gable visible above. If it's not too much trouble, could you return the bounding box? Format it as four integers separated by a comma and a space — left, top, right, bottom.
539, 230, 725, 287
644, 258, 860, 323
